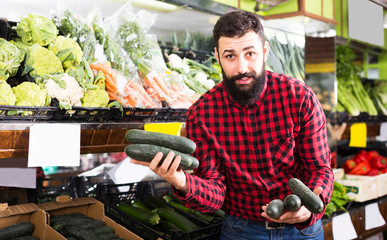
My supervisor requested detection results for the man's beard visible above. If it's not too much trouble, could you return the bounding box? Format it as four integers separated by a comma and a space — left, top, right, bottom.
222, 67, 266, 106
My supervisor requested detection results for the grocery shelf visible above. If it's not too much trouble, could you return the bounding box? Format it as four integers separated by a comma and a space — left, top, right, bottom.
323, 195, 387, 240
0, 122, 146, 159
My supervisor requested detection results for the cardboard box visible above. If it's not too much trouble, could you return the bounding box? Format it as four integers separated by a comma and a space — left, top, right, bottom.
333, 168, 344, 180
376, 172, 387, 197
0, 203, 62, 239
337, 174, 378, 202
37, 197, 142, 240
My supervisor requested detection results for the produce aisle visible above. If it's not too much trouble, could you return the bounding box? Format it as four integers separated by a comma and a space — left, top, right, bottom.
0, 0, 387, 240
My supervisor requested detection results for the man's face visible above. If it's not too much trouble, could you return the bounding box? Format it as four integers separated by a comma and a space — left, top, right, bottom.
215, 31, 270, 105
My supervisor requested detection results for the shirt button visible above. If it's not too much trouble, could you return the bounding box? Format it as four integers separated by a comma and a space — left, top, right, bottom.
250, 114, 254, 120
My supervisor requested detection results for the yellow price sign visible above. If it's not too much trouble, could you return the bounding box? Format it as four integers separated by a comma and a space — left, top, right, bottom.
144, 122, 183, 136
349, 123, 367, 148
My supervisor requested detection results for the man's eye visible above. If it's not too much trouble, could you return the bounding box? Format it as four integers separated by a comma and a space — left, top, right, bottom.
246, 52, 255, 57
225, 55, 234, 59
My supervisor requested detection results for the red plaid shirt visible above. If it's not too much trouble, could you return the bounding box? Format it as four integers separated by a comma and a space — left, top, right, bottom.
174, 71, 333, 229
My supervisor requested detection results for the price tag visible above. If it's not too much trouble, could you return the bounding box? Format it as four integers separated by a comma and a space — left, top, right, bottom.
349, 123, 367, 148
332, 212, 358, 240
0, 168, 36, 188
28, 124, 80, 167
365, 202, 386, 230
378, 122, 387, 141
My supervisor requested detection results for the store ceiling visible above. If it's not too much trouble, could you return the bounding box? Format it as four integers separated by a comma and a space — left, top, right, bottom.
0, 0, 218, 41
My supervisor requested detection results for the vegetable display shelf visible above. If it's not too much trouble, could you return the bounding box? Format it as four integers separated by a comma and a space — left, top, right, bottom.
0, 122, 145, 160
323, 195, 387, 240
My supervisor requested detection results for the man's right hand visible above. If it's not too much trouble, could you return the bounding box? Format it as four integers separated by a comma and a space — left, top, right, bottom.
130, 151, 189, 195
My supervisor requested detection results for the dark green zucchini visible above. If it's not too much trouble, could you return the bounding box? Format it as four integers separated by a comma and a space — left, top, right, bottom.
118, 203, 160, 226
61, 225, 104, 240
157, 208, 199, 232
125, 129, 196, 154
0, 222, 35, 239
93, 226, 115, 235
284, 194, 302, 211
131, 199, 150, 211
266, 199, 285, 219
125, 144, 199, 170
288, 178, 324, 214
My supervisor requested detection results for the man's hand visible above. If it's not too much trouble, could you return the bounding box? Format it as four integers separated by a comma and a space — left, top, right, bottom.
261, 187, 322, 224
130, 151, 189, 195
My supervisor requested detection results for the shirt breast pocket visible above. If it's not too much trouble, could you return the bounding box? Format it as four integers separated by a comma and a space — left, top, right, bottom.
269, 135, 296, 174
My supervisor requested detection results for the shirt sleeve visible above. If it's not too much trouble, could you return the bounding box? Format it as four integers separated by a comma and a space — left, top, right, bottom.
172, 109, 227, 213
294, 90, 334, 230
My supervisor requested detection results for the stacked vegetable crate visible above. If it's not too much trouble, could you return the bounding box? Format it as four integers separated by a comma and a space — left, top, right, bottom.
97, 181, 222, 240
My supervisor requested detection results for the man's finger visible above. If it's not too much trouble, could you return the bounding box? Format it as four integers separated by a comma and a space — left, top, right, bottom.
130, 159, 150, 166
313, 187, 322, 196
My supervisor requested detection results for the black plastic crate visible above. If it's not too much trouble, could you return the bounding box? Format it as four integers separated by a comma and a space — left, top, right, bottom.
0, 105, 58, 121
156, 108, 188, 122
113, 107, 164, 122
74, 175, 114, 198
29, 176, 76, 203
52, 105, 116, 122
97, 181, 222, 240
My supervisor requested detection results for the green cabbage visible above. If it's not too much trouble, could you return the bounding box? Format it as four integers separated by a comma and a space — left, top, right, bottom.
49, 35, 83, 69
16, 14, 58, 47
0, 38, 25, 80
81, 88, 109, 107
12, 81, 50, 107
0, 80, 16, 105
22, 43, 64, 78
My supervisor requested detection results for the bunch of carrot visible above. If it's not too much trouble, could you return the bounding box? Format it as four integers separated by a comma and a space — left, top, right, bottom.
89, 62, 161, 108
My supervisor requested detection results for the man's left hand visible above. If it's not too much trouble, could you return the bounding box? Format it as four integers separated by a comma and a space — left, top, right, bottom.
261, 187, 322, 224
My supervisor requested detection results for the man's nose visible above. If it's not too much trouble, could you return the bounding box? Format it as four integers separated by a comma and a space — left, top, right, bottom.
236, 58, 248, 74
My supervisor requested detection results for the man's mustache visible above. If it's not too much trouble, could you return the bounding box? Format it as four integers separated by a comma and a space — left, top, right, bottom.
229, 72, 257, 82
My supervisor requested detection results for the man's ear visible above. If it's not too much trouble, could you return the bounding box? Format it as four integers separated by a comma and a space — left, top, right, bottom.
263, 41, 270, 62
214, 47, 220, 63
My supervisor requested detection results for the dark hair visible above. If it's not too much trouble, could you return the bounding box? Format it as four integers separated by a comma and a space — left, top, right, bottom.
213, 11, 265, 49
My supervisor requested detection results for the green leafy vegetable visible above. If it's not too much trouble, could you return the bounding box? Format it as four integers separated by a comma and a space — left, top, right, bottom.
336, 44, 378, 116
0, 38, 25, 80
12, 81, 50, 107
22, 43, 64, 78
0, 80, 16, 105
49, 35, 83, 69
16, 14, 58, 47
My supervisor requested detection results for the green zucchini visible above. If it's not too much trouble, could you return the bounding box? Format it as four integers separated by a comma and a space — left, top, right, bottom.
0, 222, 35, 239
131, 199, 150, 211
266, 199, 285, 219
284, 194, 302, 211
163, 195, 214, 223
118, 203, 160, 226
288, 178, 324, 214
61, 225, 104, 240
125, 129, 196, 154
143, 195, 172, 210
93, 226, 115, 235
125, 144, 199, 170
157, 208, 199, 232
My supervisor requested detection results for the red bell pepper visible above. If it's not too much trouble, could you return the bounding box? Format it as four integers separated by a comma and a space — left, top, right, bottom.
349, 161, 371, 175
370, 155, 387, 170
367, 169, 383, 176
343, 159, 357, 173
354, 150, 369, 164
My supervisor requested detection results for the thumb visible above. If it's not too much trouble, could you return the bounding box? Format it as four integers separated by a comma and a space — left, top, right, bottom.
313, 187, 322, 196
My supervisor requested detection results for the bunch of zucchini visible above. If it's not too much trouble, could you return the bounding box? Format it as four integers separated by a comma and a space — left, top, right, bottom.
117, 194, 200, 234
50, 213, 123, 240
0, 222, 38, 240
266, 178, 325, 219
125, 129, 199, 170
